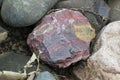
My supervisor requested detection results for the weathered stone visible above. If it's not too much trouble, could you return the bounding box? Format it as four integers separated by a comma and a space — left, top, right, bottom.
73, 21, 120, 80
56, 0, 95, 10
0, 51, 56, 80
0, 26, 8, 43
108, 0, 120, 21
84, 12, 103, 33
56, 0, 110, 20
0, 51, 30, 72
94, 0, 110, 19
1, 0, 58, 27
35, 71, 57, 80
27, 9, 95, 68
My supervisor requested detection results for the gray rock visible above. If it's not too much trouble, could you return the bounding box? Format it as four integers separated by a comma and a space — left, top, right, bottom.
84, 12, 103, 33
56, 0, 95, 11
1, 0, 58, 27
94, 0, 110, 19
0, 51, 30, 72
56, 0, 110, 19
73, 21, 120, 80
0, 51, 55, 73
0, 0, 3, 7
0, 26, 8, 43
108, 0, 120, 21
35, 71, 57, 80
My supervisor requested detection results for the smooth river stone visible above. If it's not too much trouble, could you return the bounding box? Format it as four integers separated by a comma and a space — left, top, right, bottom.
1, 0, 58, 27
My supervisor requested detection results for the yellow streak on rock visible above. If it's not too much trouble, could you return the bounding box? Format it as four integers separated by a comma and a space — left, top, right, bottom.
74, 23, 95, 42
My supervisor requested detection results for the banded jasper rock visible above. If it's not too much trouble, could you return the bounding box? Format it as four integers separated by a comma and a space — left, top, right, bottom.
27, 9, 95, 68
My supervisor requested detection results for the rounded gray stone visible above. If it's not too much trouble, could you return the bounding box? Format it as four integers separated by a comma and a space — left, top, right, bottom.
1, 0, 58, 27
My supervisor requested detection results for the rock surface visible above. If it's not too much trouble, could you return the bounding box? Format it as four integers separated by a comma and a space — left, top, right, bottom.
1, 0, 58, 27
56, 0, 110, 20
0, 51, 45, 71
73, 21, 120, 80
35, 71, 57, 80
108, 0, 120, 21
27, 9, 95, 68
84, 12, 103, 33
0, 51, 57, 80
0, 51, 30, 71
56, 0, 110, 33
0, 0, 3, 7
0, 26, 8, 43
56, 0, 94, 10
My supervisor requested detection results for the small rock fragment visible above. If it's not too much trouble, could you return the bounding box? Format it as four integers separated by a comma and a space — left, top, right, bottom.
27, 9, 95, 68
1, 0, 58, 27
35, 71, 57, 80
0, 26, 8, 43
73, 21, 120, 80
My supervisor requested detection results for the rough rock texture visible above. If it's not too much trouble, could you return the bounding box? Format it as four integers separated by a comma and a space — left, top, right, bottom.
1, 0, 58, 27
56, 0, 110, 20
94, 0, 110, 19
0, 26, 8, 43
108, 0, 120, 21
27, 9, 95, 68
73, 21, 120, 80
84, 12, 103, 33
0, 51, 30, 72
56, 0, 110, 33
35, 71, 57, 80
0, 51, 56, 80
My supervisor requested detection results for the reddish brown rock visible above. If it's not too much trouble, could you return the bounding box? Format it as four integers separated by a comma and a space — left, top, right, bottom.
27, 9, 95, 68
